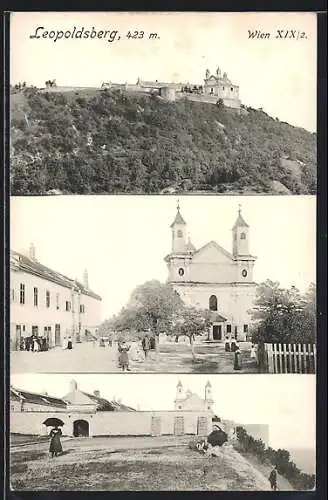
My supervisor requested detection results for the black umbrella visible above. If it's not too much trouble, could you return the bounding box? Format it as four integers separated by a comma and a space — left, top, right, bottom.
207, 428, 228, 447
43, 418, 64, 427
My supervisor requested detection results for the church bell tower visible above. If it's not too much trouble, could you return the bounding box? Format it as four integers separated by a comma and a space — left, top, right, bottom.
232, 206, 256, 282
171, 200, 187, 253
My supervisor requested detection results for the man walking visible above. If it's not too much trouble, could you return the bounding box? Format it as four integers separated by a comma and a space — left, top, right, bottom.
142, 335, 151, 359
269, 466, 278, 491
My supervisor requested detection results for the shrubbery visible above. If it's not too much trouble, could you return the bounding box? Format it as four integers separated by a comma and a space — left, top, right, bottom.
10, 88, 316, 194
235, 426, 315, 490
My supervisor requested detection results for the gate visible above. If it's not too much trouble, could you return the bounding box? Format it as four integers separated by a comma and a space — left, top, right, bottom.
197, 417, 209, 436
151, 416, 162, 436
174, 416, 185, 436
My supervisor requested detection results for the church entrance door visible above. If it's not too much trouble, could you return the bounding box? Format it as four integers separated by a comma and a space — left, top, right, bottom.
213, 325, 222, 341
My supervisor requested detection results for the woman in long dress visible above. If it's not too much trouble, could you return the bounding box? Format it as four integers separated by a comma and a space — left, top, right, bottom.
49, 427, 63, 458
234, 346, 242, 370
67, 337, 73, 350
33, 337, 40, 352
224, 336, 230, 352
250, 344, 257, 360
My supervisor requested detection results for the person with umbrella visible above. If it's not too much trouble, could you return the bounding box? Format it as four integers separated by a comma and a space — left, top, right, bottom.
49, 425, 63, 458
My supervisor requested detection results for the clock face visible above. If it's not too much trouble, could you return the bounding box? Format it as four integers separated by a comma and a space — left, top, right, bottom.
178, 268, 185, 276
242, 269, 248, 278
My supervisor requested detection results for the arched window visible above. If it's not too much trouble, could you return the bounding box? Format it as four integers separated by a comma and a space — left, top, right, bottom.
240, 232, 246, 240
177, 230, 183, 238
209, 295, 218, 311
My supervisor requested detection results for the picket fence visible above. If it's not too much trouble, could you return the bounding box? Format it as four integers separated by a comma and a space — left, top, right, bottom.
264, 343, 316, 374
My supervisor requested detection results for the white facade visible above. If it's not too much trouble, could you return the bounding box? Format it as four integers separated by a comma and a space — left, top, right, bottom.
165, 206, 257, 341
10, 247, 101, 350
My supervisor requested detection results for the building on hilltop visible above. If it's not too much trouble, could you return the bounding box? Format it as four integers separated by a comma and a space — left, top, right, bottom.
203, 66, 241, 108
10, 245, 102, 350
164, 203, 257, 342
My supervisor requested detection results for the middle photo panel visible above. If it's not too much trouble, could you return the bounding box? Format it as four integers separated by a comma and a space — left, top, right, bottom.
10, 195, 316, 374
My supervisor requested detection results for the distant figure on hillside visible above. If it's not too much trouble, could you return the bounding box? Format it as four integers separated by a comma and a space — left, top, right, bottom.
233, 345, 242, 370
118, 341, 131, 371
142, 335, 151, 359
269, 467, 278, 491
224, 336, 231, 352
49, 427, 63, 458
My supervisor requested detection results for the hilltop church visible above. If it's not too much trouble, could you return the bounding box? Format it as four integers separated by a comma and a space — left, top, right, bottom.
164, 204, 257, 342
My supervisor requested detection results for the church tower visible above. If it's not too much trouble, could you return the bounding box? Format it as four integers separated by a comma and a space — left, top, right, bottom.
171, 200, 187, 253
174, 380, 185, 410
204, 381, 214, 411
232, 205, 250, 256
232, 206, 256, 282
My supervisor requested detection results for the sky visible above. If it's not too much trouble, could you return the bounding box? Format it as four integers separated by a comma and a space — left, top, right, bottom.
10, 12, 317, 131
10, 195, 316, 321
10, 373, 316, 450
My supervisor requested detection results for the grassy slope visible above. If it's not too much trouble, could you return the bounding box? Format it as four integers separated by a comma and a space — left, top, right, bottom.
10, 437, 280, 491
10, 88, 316, 195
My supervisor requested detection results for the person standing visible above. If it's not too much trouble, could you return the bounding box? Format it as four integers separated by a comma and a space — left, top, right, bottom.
49, 427, 63, 458
67, 336, 73, 350
142, 335, 151, 359
250, 344, 257, 360
224, 336, 231, 352
233, 345, 242, 370
118, 341, 131, 371
269, 466, 278, 491
33, 337, 40, 353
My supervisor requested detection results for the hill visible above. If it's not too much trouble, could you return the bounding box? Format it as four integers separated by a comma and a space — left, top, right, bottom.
10, 87, 317, 195
9, 434, 294, 491
289, 448, 316, 475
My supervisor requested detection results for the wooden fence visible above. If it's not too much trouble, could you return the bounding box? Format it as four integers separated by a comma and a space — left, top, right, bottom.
264, 343, 316, 374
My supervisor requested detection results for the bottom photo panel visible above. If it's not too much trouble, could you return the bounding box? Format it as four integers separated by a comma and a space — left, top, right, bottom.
10, 374, 316, 492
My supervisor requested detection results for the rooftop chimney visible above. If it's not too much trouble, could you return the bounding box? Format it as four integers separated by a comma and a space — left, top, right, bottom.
83, 270, 89, 289
69, 380, 78, 392
93, 390, 100, 398
29, 243, 36, 261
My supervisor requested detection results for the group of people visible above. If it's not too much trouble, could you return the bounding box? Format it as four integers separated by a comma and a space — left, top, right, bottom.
19, 335, 49, 352
116, 335, 156, 371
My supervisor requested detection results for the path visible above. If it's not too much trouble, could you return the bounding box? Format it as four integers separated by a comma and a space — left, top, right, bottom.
11, 341, 258, 374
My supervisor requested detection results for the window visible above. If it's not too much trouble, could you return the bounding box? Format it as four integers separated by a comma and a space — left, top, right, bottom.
226, 324, 232, 334
244, 324, 249, 333
19, 283, 25, 305
33, 287, 38, 307
46, 290, 50, 308
231, 87, 234, 92
240, 232, 246, 240
32, 326, 38, 336
56, 293, 60, 310
22, 325, 26, 332
208, 406, 211, 410
65, 301, 71, 312
178, 406, 182, 409
209, 295, 218, 311
210, 87, 214, 94
80, 305, 85, 313
177, 230, 183, 238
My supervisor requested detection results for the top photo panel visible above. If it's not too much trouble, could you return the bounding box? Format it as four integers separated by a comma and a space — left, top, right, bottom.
10, 12, 317, 196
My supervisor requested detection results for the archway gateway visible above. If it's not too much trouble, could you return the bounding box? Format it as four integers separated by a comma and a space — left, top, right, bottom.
73, 419, 89, 437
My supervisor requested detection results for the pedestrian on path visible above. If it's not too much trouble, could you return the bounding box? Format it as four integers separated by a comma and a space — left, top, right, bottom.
224, 336, 231, 352
142, 335, 151, 359
269, 466, 278, 491
49, 427, 63, 458
118, 341, 131, 371
233, 345, 242, 370
67, 336, 73, 350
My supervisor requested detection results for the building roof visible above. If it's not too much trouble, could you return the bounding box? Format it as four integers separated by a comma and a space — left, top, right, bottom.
232, 210, 249, 229
10, 250, 101, 301
170, 209, 186, 227
10, 387, 67, 408
81, 391, 136, 412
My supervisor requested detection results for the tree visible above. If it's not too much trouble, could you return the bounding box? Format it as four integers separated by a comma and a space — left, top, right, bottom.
250, 280, 316, 344
169, 306, 212, 358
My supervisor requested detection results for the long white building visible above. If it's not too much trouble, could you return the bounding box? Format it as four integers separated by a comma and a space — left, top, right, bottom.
10, 244, 102, 350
